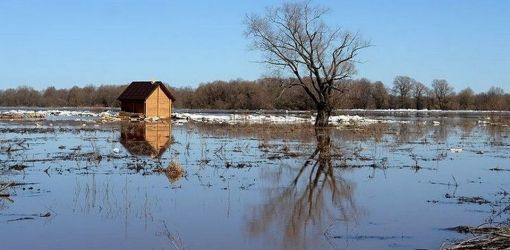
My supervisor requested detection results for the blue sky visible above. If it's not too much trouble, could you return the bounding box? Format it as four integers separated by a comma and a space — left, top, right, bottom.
0, 0, 508, 92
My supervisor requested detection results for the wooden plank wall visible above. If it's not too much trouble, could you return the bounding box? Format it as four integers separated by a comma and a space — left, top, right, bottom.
158, 87, 170, 118
145, 86, 172, 118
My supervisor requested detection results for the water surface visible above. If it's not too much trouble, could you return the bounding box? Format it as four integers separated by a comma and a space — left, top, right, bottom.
0, 113, 509, 249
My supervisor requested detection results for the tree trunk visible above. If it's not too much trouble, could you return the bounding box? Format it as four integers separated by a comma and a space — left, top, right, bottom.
315, 127, 331, 161
315, 103, 332, 127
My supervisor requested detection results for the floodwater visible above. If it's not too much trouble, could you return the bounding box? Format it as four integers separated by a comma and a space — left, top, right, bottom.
0, 111, 509, 250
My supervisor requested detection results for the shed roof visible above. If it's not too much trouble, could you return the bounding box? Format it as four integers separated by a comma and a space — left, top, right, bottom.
117, 81, 176, 101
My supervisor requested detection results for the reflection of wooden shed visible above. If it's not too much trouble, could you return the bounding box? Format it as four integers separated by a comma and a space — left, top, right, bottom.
120, 122, 172, 158
117, 81, 176, 118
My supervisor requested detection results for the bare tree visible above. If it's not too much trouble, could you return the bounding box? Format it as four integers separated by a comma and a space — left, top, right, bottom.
392, 76, 415, 109
432, 79, 454, 110
412, 81, 428, 110
245, 1, 369, 126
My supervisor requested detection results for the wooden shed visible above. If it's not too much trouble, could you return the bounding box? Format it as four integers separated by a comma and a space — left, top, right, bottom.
117, 81, 175, 118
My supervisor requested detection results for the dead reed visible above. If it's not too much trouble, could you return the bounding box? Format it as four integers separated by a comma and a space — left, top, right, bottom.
442, 226, 510, 249
0, 182, 14, 196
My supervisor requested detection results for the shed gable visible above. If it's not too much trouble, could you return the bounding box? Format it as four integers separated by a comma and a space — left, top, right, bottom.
145, 85, 171, 118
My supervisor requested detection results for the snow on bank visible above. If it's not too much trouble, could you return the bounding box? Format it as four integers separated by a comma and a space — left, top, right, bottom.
0, 110, 47, 120
173, 112, 397, 126
5, 109, 505, 127
0, 109, 120, 121
345, 109, 510, 113
173, 113, 309, 125
0, 109, 405, 126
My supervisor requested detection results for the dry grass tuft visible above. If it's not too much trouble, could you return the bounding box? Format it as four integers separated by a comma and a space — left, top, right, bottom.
164, 160, 184, 184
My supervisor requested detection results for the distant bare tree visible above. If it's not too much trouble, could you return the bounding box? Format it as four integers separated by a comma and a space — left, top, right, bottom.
485, 86, 506, 110
426, 89, 436, 110
457, 87, 475, 110
506, 94, 510, 111
245, 1, 369, 126
82, 85, 96, 106
349, 78, 372, 109
412, 81, 428, 110
432, 79, 454, 110
15, 86, 41, 106
67, 86, 82, 107
96, 85, 124, 107
392, 76, 415, 109
371, 81, 389, 109
42, 86, 60, 106
171, 87, 195, 109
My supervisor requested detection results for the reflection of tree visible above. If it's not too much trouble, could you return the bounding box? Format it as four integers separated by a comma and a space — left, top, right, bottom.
393, 122, 429, 144
485, 122, 509, 146
248, 128, 359, 250
459, 119, 476, 139
433, 119, 449, 143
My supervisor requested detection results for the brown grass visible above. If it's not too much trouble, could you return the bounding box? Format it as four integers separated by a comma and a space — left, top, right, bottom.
442, 226, 510, 249
164, 160, 184, 184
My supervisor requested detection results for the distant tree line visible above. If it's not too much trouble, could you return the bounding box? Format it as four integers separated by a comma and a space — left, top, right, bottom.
0, 77, 509, 111
0, 85, 126, 107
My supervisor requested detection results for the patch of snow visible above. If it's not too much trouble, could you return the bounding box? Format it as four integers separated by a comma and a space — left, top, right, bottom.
450, 148, 463, 153
329, 115, 385, 125
145, 116, 160, 122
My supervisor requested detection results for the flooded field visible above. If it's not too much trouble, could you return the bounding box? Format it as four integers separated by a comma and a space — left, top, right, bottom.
0, 110, 509, 249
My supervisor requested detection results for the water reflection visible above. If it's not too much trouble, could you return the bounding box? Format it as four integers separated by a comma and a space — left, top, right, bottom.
249, 128, 359, 250
0, 196, 13, 211
120, 122, 172, 158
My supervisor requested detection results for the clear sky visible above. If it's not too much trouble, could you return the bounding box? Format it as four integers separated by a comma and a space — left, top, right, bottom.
0, 0, 508, 92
